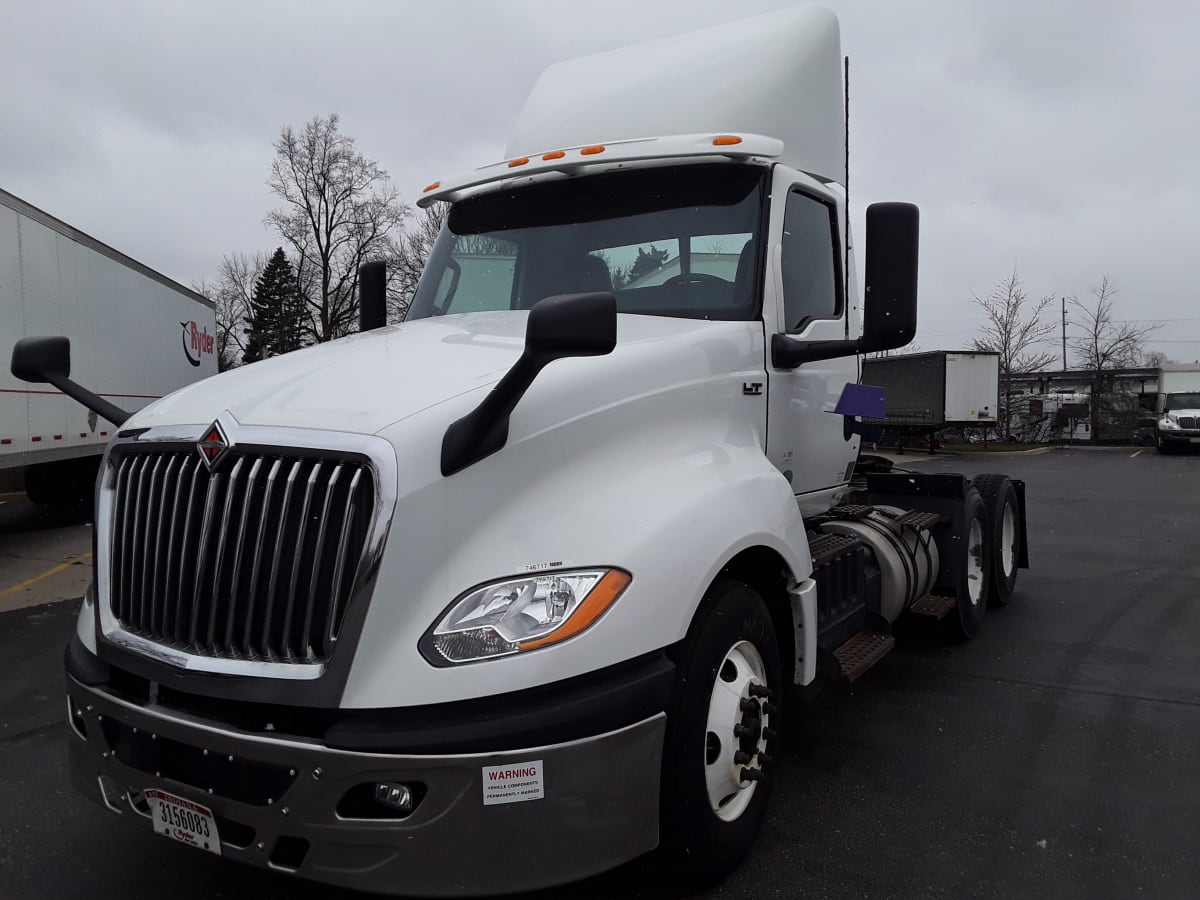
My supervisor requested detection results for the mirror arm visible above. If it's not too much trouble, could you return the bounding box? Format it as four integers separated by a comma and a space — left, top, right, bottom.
43, 372, 131, 427
440, 352, 546, 477
771, 334, 862, 369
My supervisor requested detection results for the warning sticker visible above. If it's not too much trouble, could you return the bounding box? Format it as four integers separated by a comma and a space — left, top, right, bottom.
481, 759, 545, 806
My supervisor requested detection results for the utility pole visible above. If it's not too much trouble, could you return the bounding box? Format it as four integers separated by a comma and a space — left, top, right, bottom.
1061, 296, 1068, 372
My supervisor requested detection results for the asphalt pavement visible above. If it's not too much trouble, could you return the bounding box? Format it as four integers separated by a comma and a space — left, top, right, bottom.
0, 447, 1197, 899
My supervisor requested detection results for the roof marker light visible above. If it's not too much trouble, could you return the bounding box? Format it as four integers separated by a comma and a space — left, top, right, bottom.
507, 157, 530, 168
423, 182, 441, 193
542, 150, 566, 160
580, 145, 606, 156
712, 135, 743, 146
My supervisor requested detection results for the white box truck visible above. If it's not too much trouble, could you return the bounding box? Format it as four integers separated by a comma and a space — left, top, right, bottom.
11, 7, 1029, 894
1, 188, 217, 505
1155, 363, 1200, 453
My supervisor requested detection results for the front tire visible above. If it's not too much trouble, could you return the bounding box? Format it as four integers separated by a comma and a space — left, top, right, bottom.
660, 578, 782, 886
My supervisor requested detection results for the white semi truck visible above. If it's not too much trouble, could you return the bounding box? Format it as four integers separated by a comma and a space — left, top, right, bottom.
11, 7, 1028, 895
0, 188, 217, 505
1155, 363, 1200, 453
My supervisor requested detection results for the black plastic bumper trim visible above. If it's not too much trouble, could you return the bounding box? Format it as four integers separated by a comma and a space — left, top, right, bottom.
66, 635, 675, 755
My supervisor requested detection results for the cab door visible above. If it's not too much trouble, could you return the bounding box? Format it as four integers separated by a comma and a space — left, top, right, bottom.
762, 168, 860, 515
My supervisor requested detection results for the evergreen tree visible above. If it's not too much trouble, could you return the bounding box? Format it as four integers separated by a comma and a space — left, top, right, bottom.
628, 244, 671, 281
243, 247, 305, 363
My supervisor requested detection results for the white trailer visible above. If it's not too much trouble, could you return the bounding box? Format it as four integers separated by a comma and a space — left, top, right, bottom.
13, 7, 1030, 895
0, 188, 216, 504
861, 350, 1000, 428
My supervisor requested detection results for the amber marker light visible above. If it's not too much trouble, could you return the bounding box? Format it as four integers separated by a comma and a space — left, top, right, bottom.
518, 570, 632, 651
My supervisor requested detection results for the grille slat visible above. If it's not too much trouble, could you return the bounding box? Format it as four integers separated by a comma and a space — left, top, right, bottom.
138, 456, 166, 631
243, 458, 283, 654
328, 468, 364, 642
149, 455, 180, 635
302, 464, 343, 657
225, 456, 264, 655
1179, 415, 1197, 430
189, 471, 224, 649
206, 457, 245, 653
109, 447, 374, 666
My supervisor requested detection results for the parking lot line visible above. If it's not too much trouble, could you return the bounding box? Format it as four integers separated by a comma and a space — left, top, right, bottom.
1130, 449, 1144, 458
0, 552, 92, 599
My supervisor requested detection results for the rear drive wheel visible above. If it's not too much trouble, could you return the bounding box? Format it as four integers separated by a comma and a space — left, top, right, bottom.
660, 578, 781, 886
972, 474, 1020, 607
946, 486, 990, 640
1157, 437, 1176, 455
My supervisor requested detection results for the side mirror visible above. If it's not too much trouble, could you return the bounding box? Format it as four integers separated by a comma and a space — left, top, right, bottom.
860, 202, 919, 354
441, 292, 617, 476
359, 260, 388, 332
525, 291, 617, 360
771, 201, 919, 368
10, 336, 131, 426
11, 335, 71, 382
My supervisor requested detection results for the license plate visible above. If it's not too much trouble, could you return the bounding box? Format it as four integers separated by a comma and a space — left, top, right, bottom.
1191, 437, 1200, 443
144, 789, 221, 855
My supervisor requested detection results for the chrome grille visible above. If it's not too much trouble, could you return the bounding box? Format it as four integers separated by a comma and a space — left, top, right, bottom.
1178, 416, 1197, 430
109, 448, 374, 663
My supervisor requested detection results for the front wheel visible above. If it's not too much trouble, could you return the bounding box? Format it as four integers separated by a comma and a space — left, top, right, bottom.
660, 578, 782, 886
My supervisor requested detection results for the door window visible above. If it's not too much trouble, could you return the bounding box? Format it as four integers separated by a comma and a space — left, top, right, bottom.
780, 190, 840, 332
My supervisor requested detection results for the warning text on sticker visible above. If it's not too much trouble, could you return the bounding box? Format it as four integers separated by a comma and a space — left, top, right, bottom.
482, 759, 545, 806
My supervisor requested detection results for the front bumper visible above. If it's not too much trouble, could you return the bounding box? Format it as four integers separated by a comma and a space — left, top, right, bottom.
66, 671, 667, 896
1158, 427, 1200, 445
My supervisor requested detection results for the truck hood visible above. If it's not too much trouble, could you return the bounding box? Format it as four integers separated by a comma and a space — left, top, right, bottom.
126, 312, 757, 435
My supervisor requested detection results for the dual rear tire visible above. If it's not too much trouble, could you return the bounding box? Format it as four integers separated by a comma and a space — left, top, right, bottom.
946, 474, 1021, 639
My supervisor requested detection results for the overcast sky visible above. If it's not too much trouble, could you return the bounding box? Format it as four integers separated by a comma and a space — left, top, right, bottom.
4, 0, 1198, 362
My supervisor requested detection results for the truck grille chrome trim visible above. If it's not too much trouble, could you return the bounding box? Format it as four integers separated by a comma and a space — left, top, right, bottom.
96, 418, 397, 679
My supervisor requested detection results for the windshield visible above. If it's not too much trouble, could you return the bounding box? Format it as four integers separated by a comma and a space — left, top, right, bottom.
1165, 393, 1200, 410
406, 164, 766, 322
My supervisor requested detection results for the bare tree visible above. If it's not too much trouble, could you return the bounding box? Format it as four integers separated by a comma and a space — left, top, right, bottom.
388, 202, 447, 322
970, 268, 1056, 437
1069, 276, 1159, 443
1142, 349, 1169, 368
266, 114, 409, 342
193, 252, 267, 371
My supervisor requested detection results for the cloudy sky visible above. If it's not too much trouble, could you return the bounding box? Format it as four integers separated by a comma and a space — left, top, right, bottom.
4, 0, 1198, 362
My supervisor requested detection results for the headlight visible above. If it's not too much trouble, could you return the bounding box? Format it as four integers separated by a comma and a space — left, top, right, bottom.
420, 569, 631, 665
1160, 416, 1180, 430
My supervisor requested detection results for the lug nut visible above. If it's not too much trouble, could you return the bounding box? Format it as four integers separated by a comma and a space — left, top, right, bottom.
762, 701, 778, 715
734, 724, 750, 738
740, 767, 764, 782
748, 684, 771, 699
739, 698, 759, 713
758, 752, 773, 766
734, 751, 752, 765
763, 727, 778, 741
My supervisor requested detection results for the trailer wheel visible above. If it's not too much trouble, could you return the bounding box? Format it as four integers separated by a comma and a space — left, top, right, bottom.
946, 486, 990, 640
972, 474, 1020, 607
660, 577, 781, 886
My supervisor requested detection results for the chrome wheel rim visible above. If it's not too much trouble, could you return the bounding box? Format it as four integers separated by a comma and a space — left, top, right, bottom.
1000, 503, 1017, 579
704, 640, 770, 822
967, 517, 985, 606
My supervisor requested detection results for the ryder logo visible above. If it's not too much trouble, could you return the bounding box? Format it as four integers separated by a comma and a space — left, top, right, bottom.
181, 321, 215, 367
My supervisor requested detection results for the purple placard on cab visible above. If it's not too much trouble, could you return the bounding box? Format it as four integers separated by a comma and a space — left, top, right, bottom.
833, 383, 885, 419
